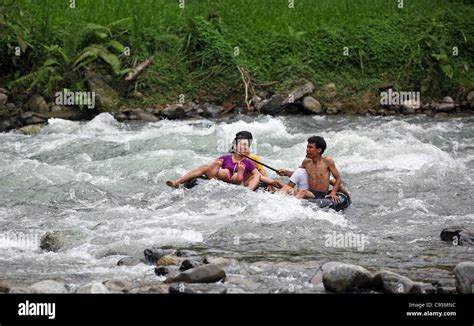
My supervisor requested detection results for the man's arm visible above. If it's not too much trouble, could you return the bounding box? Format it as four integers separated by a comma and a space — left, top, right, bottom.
260, 175, 284, 188
277, 169, 293, 177
326, 157, 342, 201
329, 179, 349, 195
278, 159, 309, 177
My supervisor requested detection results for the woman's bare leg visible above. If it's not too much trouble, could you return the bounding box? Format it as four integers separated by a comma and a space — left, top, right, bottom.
166, 164, 211, 188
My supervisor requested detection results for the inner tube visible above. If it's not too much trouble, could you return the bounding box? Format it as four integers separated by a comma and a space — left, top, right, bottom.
182, 176, 351, 211
183, 176, 208, 189
307, 191, 351, 212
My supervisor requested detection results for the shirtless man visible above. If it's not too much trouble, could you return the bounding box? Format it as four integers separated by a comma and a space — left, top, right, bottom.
279, 136, 343, 202
278, 167, 348, 199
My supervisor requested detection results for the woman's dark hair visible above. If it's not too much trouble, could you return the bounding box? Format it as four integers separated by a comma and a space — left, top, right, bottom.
307, 136, 326, 154
230, 131, 253, 152
235, 131, 253, 140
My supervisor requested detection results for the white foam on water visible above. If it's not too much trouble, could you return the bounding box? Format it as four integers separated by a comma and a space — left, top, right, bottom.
217, 116, 299, 141
147, 119, 216, 136
81, 113, 122, 134
42, 118, 82, 134
322, 125, 463, 176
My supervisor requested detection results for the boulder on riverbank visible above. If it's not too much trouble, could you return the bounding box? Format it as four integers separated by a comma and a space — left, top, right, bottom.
454, 262, 474, 294
28, 280, 69, 293
28, 94, 49, 113
77, 281, 110, 293
160, 105, 186, 120
17, 123, 46, 135
87, 76, 120, 111
164, 264, 226, 284
0, 280, 10, 293
302, 96, 322, 114
373, 270, 434, 294
0, 92, 8, 109
143, 247, 175, 265
319, 261, 373, 293
103, 279, 133, 293
21, 111, 48, 125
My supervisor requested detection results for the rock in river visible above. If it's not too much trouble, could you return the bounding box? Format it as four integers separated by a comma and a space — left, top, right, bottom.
143, 247, 175, 265
372, 270, 431, 294
156, 255, 177, 266
454, 262, 474, 294
164, 264, 226, 284
321, 262, 373, 292
77, 281, 110, 294
440, 226, 474, 245
28, 280, 68, 293
117, 256, 140, 266
155, 267, 170, 276
39, 231, 65, 252
179, 259, 204, 271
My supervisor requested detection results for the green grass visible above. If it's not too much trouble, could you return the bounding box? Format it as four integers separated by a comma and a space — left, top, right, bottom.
1, 0, 473, 110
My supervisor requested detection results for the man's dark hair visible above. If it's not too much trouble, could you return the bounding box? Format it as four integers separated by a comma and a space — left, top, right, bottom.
308, 136, 326, 154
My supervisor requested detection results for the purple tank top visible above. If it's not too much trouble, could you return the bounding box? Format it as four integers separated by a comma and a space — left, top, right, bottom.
218, 155, 256, 180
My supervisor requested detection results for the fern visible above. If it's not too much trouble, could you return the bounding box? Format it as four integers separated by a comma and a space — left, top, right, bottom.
105, 40, 126, 54
74, 44, 122, 75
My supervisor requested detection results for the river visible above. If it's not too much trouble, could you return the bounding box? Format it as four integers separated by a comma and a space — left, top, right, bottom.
0, 113, 472, 292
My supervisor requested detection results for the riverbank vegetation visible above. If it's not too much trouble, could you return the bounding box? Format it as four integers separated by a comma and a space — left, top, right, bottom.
1, 0, 473, 110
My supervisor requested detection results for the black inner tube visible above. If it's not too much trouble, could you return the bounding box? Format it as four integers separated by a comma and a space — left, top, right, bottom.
182, 176, 351, 211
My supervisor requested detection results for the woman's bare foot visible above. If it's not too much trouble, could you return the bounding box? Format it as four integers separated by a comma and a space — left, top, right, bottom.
166, 180, 179, 188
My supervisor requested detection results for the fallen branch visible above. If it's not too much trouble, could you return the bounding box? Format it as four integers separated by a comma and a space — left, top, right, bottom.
282, 82, 315, 105
125, 57, 154, 82
237, 65, 256, 111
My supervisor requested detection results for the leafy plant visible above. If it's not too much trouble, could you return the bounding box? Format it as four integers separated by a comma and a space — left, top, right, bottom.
9, 19, 132, 96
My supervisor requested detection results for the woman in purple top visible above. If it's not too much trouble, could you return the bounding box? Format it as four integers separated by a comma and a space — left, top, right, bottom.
215, 149, 257, 184
166, 133, 280, 190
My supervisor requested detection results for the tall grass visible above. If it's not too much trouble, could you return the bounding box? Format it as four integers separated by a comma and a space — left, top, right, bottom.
3, 0, 474, 106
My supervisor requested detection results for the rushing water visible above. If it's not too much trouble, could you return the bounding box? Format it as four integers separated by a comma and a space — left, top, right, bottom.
0, 113, 473, 291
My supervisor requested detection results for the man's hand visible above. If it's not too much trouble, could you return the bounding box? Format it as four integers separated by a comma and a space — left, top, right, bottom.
271, 180, 284, 188
277, 169, 292, 177
326, 192, 341, 203
265, 185, 276, 192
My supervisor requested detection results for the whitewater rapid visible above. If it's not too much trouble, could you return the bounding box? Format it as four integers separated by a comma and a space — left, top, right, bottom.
0, 113, 472, 287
